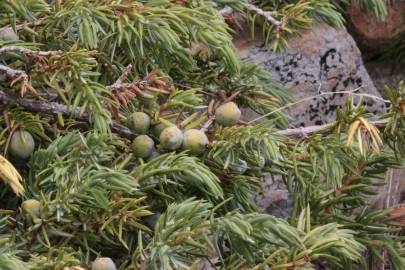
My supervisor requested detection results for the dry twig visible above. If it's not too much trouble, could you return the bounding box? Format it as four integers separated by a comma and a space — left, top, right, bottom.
0, 64, 37, 96
219, 4, 281, 29
0, 46, 63, 57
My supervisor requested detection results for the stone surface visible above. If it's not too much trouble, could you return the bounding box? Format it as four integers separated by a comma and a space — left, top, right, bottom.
370, 168, 405, 209
255, 175, 292, 217
348, 2, 405, 59
236, 22, 385, 128
366, 62, 405, 98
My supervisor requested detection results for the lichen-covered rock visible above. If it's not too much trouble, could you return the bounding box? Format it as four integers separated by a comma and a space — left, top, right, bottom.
254, 175, 292, 218
236, 22, 385, 127
235, 22, 393, 216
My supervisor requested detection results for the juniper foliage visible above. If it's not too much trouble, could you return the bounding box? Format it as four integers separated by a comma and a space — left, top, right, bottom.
0, 1, 404, 270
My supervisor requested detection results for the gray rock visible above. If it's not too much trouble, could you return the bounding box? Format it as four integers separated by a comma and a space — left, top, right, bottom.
369, 168, 405, 209
255, 175, 292, 217
366, 62, 405, 98
236, 22, 385, 127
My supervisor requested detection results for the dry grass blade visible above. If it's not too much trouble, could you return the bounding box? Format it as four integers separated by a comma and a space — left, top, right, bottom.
357, 128, 364, 156
0, 154, 24, 196
358, 117, 383, 153
347, 119, 361, 146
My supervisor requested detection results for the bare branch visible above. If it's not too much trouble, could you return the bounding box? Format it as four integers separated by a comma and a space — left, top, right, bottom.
247, 87, 372, 125
219, 5, 281, 28
0, 90, 134, 139
277, 120, 388, 137
112, 64, 133, 86
0, 90, 82, 117
0, 47, 64, 96
0, 46, 63, 57
0, 19, 44, 32
0, 65, 26, 80
0, 64, 37, 96
245, 4, 281, 27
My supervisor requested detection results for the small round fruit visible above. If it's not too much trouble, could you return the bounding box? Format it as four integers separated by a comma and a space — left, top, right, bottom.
127, 112, 151, 134
21, 199, 41, 218
91, 257, 116, 270
215, 102, 241, 127
159, 126, 183, 150
182, 129, 208, 154
64, 267, 86, 270
132, 135, 155, 158
0, 28, 18, 41
9, 130, 35, 159
152, 123, 169, 138
152, 119, 176, 138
